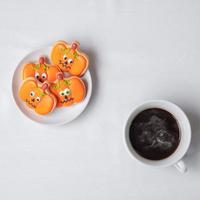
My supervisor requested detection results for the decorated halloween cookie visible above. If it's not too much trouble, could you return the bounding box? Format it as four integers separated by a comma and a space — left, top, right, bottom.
50, 41, 89, 76
50, 73, 86, 107
19, 78, 57, 115
22, 56, 61, 83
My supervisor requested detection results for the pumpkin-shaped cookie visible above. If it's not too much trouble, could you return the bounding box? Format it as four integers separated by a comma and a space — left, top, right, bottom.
50, 41, 89, 76
19, 78, 57, 115
50, 73, 86, 107
22, 56, 60, 83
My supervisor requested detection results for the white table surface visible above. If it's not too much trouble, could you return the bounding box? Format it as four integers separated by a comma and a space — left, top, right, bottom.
0, 0, 200, 199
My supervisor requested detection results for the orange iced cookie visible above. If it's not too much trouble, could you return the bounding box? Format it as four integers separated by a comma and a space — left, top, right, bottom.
22, 56, 60, 83
50, 73, 86, 107
19, 78, 57, 115
50, 41, 89, 76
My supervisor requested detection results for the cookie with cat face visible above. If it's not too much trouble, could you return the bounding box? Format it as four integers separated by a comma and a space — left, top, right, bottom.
19, 78, 57, 115
50, 73, 86, 107
22, 56, 61, 83
50, 41, 89, 76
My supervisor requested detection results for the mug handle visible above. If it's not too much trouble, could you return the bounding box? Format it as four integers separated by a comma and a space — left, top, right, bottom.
174, 160, 187, 173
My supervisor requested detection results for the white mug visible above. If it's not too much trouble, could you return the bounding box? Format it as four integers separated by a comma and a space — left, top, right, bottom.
124, 100, 191, 173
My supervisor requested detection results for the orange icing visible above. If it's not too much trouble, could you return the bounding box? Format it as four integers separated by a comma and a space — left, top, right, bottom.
50, 73, 86, 107
50, 41, 89, 76
22, 57, 60, 83
18, 78, 57, 115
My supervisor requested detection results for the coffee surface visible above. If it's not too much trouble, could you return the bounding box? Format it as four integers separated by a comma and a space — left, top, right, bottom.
129, 108, 180, 160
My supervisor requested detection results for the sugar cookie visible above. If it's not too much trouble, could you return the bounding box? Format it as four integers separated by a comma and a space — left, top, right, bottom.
50, 73, 86, 107
19, 78, 57, 115
51, 41, 89, 76
22, 56, 60, 83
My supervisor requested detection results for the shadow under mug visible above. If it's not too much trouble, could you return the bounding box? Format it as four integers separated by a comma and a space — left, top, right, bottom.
124, 100, 191, 173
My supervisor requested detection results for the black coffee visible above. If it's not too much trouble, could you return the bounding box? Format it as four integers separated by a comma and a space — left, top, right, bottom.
129, 108, 180, 160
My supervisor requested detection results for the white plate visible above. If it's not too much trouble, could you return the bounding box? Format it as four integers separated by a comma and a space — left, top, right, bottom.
12, 46, 92, 125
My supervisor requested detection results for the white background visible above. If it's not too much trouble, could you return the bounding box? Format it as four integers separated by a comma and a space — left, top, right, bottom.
0, 0, 200, 199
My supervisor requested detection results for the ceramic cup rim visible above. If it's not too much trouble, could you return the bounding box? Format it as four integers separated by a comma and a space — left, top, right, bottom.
124, 100, 191, 168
